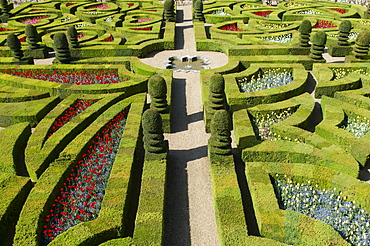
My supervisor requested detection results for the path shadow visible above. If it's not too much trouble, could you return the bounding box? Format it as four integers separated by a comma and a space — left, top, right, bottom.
164, 146, 208, 246
306, 102, 323, 133
233, 148, 261, 236
305, 72, 317, 94
171, 78, 188, 132
175, 24, 194, 50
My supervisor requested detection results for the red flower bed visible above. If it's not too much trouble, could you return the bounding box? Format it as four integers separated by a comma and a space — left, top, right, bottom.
131, 27, 152, 31
19, 36, 26, 42
219, 23, 244, 31
128, 3, 134, 7
86, 4, 110, 9
253, 10, 272, 17
145, 9, 157, 12
66, 3, 76, 7
30, 9, 46, 12
41, 107, 129, 245
46, 99, 99, 139
102, 34, 114, 42
312, 20, 337, 28
331, 8, 346, 14
0, 69, 127, 85
77, 33, 85, 39
0, 27, 16, 31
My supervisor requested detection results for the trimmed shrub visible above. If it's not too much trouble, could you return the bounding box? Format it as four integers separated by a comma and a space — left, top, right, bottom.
354, 31, 370, 59
53, 32, 71, 64
208, 73, 225, 115
142, 109, 165, 154
164, 0, 175, 22
298, 19, 312, 47
309, 31, 327, 60
7, 33, 23, 60
0, 0, 12, 22
194, 0, 204, 22
209, 109, 232, 156
148, 75, 168, 113
337, 20, 352, 46
67, 25, 80, 49
25, 24, 40, 50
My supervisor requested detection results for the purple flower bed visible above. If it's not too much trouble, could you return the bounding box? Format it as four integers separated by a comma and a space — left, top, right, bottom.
46, 99, 99, 140
20, 15, 50, 24
0, 69, 127, 85
41, 107, 129, 245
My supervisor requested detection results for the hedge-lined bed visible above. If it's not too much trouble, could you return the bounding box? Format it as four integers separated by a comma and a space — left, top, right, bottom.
14, 93, 147, 245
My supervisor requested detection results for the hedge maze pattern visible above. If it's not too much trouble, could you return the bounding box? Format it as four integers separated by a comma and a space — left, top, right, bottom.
0, 0, 370, 245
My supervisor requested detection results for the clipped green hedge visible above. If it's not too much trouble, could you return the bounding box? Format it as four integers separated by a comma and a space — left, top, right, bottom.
0, 122, 31, 175
14, 93, 146, 246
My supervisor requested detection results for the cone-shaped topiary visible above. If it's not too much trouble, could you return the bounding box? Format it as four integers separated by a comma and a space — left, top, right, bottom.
194, 0, 204, 22
337, 20, 352, 46
209, 109, 232, 156
164, 0, 175, 22
25, 24, 40, 49
7, 33, 23, 60
298, 20, 312, 47
142, 109, 165, 153
354, 31, 370, 59
148, 75, 168, 113
309, 31, 327, 60
0, 0, 12, 22
67, 25, 80, 48
53, 32, 71, 63
208, 73, 225, 114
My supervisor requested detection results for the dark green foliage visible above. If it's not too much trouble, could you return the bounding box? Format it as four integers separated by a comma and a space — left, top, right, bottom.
142, 109, 165, 153
7, 33, 23, 60
354, 31, 370, 59
309, 31, 327, 60
25, 24, 40, 49
53, 32, 71, 63
194, 0, 204, 22
298, 20, 312, 47
67, 25, 80, 49
209, 109, 232, 155
163, 0, 175, 22
208, 73, 225, 114
338, 20, 352, 46
148, 75, 168, 113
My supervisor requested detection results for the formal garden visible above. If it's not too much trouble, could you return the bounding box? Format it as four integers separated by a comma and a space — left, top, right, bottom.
0, 0, 370, 245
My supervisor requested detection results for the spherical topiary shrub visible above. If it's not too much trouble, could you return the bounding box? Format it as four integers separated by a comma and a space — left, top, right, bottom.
208, 73, 225, 114
53, 32, 71, 64
354, 31, 370, 59
7, 33, 23, 60
209, 109, 232, 156
337, 20, 352, 46
148, 75, 168, 113
142, 109, 165, 153
194, 0, 204, 22
164, 0, 175, 21
67, 25, 80, 49
298, 20, 312, 47
309, 31, 327, 60
25, 24, 40, 49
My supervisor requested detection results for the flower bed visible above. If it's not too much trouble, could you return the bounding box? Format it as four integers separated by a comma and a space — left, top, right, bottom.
0, 69, 127, 85
312, 20, 337, 29
252, 10, 272, 18
339, 116, 370, 138
136, 18, 152, 23
258, 21, 290, 29
237, 68, 293, 92
66, 3, 76, 7
131, 27, 152, 31
294, 10, 323, 15
259, 33, 292, 43
102, 34, 114, 42
209, 8, 231, 16
0, 27, 16, 31
41, 107, 129, 245
86, 4, 110, 10
251, 108, 297, 141
218, 23, 244, 31
331, 8, 346, 14
273, 176, 370, 245
46, 99, 99, 139
330, 67, 369, 80
19, 15, 50, 24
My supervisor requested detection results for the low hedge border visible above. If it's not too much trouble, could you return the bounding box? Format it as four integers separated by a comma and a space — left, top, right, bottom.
245, 161, 358, 245
312, 63, 369, 98
0, 85, 50, 103
0, 96, 60, 127
0, 64, 149, 98
0, 173, 33, 246
335, 86, 370, 111
234, 94, 359, 177
316, 96, 370, 166
25, 93, 131, 181
0, 122, 31, 175
14, 93, 146, 246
